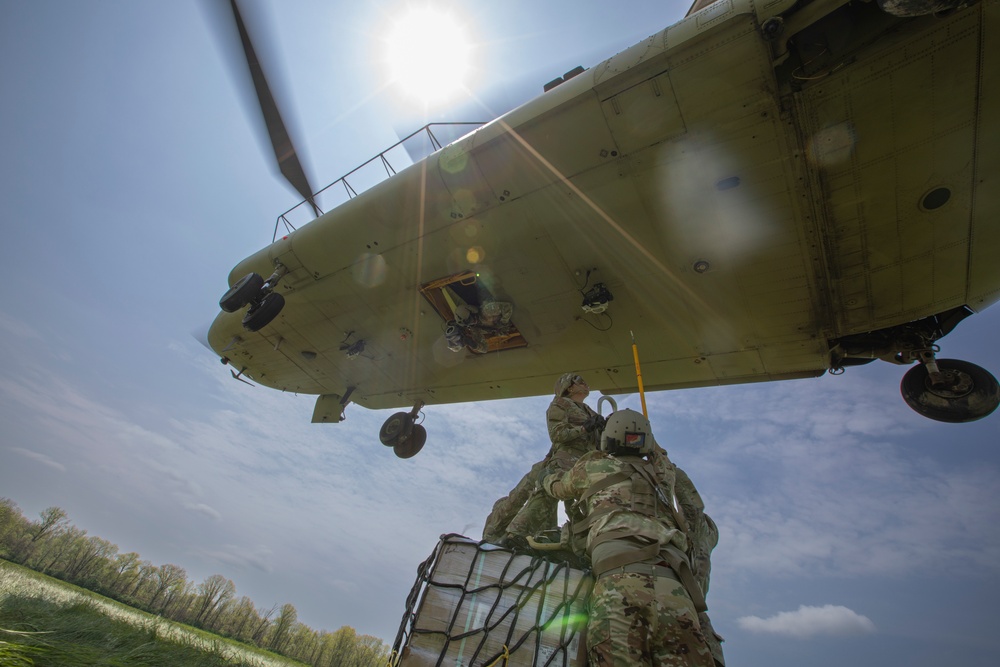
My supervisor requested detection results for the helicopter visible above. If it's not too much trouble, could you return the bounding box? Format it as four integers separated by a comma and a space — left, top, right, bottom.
206, 0, 1000, 458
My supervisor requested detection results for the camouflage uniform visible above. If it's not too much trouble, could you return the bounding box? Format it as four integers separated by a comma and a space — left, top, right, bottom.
546, 393, 602, 473
482, 457, 554, 544
482, 373, 601, 543
544, 449, 714, 667
675, 467, 725, 667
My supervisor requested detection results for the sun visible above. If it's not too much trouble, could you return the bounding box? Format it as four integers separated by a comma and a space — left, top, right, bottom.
383, 6, 474, 106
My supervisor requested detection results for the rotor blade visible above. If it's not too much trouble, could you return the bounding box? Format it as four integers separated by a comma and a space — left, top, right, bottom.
226, 0, 320, 217
191, 319, 215, 353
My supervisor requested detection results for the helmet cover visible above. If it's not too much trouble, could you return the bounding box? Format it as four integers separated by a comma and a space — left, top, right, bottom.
554, 372, 582, 397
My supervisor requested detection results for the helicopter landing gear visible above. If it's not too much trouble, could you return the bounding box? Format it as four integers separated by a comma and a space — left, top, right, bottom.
220, 272, 264, 312
831, 307, 999, 423
901, 352, 1000, 423
242, 292, 285, 332
379, 401, 427, 458
394, 425, 427, 459
218, 265, 288, 332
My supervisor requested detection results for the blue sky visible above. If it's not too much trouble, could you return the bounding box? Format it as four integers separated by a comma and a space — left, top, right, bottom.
2, 1, 999, 666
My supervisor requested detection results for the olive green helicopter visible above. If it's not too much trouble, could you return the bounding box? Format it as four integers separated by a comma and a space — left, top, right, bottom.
206, 0, 1000, 458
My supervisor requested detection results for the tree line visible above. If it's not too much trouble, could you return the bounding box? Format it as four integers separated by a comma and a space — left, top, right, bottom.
0, 498, 390, 667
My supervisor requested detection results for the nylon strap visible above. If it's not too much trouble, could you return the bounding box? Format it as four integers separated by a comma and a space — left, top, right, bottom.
591, 538, 662, 577
661, 544, 707, 612
627, 459, 690, 534
570, 468, 633, 538
578, 470, 631, 504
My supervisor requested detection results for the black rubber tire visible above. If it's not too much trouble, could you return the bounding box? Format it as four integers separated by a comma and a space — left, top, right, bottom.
242, 292, 284, 332
900, 359, 1000, 423
379, 412, 412, 447
394, 424, 427, 459
220, 273, 264, 313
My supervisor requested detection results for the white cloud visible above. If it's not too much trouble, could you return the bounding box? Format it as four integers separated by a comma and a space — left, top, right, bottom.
197, 544, 274, 573
10, 446, 67, 472
0, 310, 42, 341
738, 604, 876, 638
184, 502, 223, 522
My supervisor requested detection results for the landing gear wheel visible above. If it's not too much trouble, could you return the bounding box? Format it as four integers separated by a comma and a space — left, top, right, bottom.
901, 359, 1000, 423
379, 412, 413, 447
242, 292, 285, 332
393, 424, 427, 459
220, 272, 264, 312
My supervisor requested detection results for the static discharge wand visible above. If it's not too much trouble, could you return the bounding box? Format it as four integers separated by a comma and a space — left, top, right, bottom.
631, 330, 648, 418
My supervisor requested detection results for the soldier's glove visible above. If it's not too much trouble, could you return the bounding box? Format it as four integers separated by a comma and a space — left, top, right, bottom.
582, 414, 602, 432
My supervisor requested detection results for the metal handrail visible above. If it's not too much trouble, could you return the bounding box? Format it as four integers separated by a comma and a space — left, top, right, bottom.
272, 121, 487, 242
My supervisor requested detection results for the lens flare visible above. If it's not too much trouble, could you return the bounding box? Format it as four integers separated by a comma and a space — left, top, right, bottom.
384, 7, 474, 105
353, 253, 387, 287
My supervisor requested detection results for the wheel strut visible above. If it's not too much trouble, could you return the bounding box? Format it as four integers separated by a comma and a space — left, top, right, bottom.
916, 349, 974, 395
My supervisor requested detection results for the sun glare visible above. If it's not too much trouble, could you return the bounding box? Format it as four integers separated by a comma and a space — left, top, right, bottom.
383, 6, 474, 106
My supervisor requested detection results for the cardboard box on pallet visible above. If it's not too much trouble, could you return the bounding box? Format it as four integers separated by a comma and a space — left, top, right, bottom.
396, 536, 593, 667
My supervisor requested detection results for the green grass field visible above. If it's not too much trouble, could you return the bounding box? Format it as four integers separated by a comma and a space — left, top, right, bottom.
0, 560, 306, 667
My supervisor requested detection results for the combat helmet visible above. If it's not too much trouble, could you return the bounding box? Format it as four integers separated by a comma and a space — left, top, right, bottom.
601, 408, 655, 456
553, 372, 580, 397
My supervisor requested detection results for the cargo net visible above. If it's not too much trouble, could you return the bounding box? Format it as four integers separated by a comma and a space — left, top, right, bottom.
391, 534, 594, 667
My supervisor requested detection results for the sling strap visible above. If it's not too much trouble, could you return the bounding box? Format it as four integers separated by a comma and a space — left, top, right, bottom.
661, 544, 708, 613
626, 459, 689, 534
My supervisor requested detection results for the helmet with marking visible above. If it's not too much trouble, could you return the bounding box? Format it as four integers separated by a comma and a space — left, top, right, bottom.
601, 408, 654, 456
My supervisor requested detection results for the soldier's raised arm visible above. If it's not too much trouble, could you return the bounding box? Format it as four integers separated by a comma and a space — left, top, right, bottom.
673, 464, 706, 528
541, 449, 603, 500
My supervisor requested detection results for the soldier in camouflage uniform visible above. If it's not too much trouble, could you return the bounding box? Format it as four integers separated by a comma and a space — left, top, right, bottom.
546, 373, 604, 471
482, 373, 603, 546
543, 409, 713, 667
482, 456, 554, 544
674, 468, 725, 667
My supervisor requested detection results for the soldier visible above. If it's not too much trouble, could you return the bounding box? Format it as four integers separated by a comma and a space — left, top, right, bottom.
482, 372, 603, 547
674, 468, 725, 667
543, 409, 714, 667
546, 373, 604, 471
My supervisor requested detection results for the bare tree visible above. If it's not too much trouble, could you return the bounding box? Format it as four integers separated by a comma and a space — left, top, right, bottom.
0, 497, 27, 557
108, 552, 141, 594
66, 535, 118, 582
191, 574, 236, 627
128, 560, 156, 600
251, 603, 278, 644
220, 595, 259, 641
13, 506, 68, 563
161, 579, 194, 620
32, 507, 69, 542
32, 525, 85, 573
267, 603, 298, 652
147, 563, 187, 612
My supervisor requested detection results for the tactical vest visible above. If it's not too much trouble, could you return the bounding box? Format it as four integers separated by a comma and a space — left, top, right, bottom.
573, 455, 707, 612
